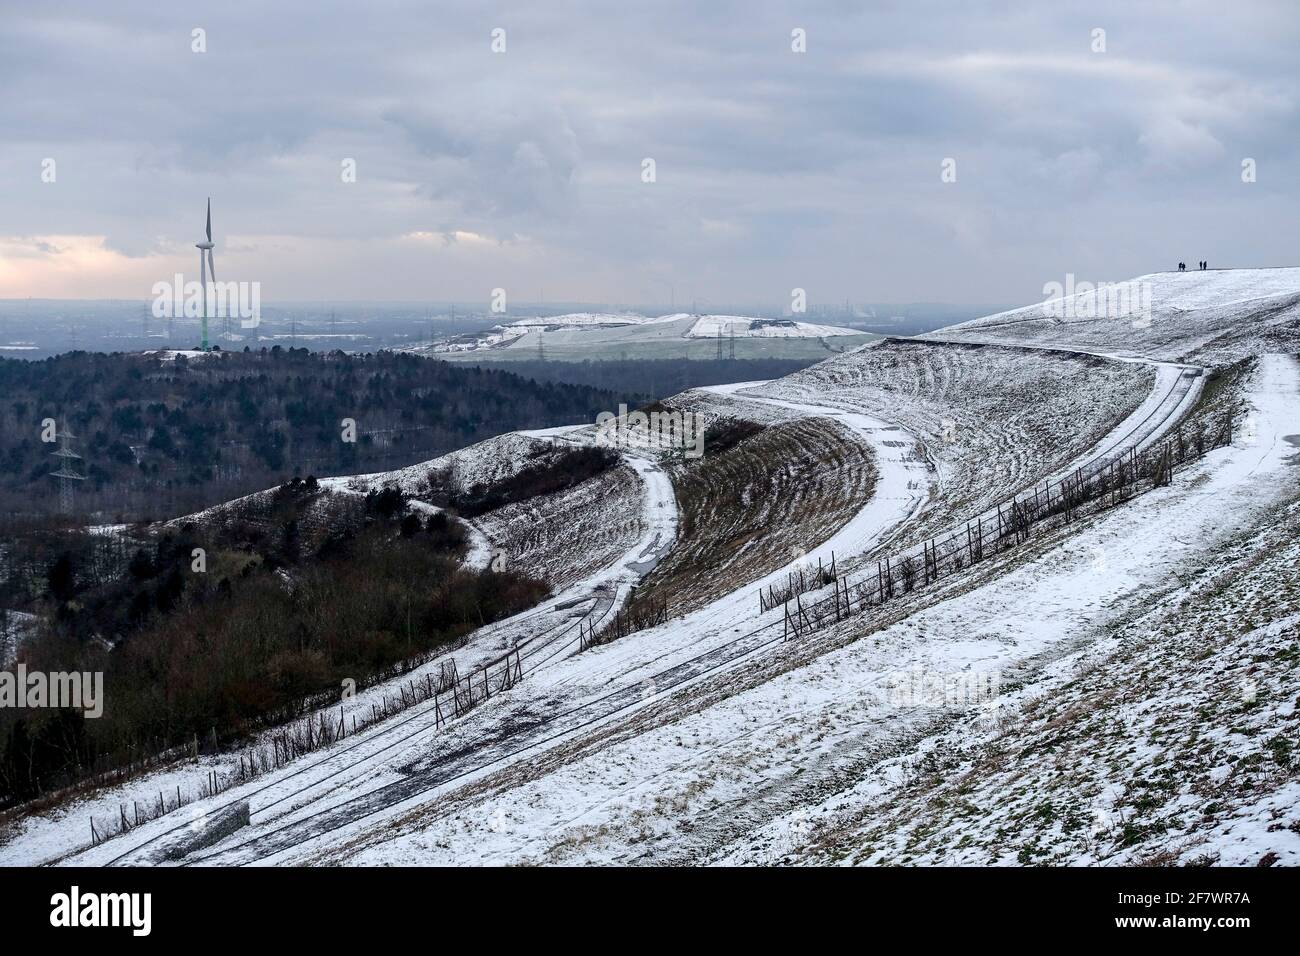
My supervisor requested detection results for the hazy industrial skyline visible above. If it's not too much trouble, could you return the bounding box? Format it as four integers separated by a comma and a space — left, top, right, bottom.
2, 1, 1297, 306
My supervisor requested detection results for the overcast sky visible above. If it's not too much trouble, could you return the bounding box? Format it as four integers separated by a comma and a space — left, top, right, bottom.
1, 1, 1297, 307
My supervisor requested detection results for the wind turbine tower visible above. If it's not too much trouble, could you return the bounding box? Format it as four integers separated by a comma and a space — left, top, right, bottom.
195, 198, 217, 351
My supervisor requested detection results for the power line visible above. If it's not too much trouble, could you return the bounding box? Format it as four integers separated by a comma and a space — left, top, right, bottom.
49, 421, 87, 515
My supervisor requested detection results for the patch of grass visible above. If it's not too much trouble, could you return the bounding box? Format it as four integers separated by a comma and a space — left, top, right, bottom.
637, 417, 875, 615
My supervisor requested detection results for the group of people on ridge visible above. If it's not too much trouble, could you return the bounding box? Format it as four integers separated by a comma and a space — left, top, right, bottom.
1178, 260, 1209, 272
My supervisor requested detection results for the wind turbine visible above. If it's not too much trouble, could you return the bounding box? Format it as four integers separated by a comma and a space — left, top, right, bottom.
195, 198, 216, 350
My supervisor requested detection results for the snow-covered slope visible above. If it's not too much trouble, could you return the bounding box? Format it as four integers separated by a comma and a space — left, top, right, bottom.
4, 270, 1297, 869
285, 355, 1299, 867
929, 267, 1300, 366
680, 315, 862, 339
722, 355, 1300, 867
504, 312, 680, 329
423, 312, 878, 362
744, 339, 1160, 552
505, 311, 861, 338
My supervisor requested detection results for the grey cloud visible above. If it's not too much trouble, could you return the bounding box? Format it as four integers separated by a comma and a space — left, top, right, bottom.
384, 100, 581, 221
0, 0, 1297, 303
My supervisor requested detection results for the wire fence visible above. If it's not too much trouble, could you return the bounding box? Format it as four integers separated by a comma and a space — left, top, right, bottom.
776, 414, 1235, 641
581, 593, 669, 649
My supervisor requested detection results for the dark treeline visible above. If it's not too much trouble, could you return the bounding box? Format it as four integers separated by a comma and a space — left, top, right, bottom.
425, 445, 621, 517
0, 347, 635, 523
0, 478, 549, 806
459, 357, 822, 401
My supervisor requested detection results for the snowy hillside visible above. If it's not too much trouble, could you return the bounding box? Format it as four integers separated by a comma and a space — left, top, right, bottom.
423, 312, 877, 362
743, 339, 1161, 550
929, 267, 1300, 366
2, 270, 1297, 870
681, 314, 864, 339
507, 311, 862, 338
503, 312, 680, 329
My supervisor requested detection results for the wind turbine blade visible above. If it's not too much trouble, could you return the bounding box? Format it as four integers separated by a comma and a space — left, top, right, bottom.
206, 198, 212, 242
207, 248, 216, 282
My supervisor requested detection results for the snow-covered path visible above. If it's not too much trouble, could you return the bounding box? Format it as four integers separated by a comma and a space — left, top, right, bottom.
329, 434, 680, 683
713, 352, 1300, 864
700, 382, 932, 557
405, 499, 494, 569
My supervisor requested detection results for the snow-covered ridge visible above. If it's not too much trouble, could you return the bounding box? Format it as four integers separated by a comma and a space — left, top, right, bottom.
963, 267, 1300, 327
503, 312, 859, 337
681, 315, 862, 339
424, 311, 866, 356
504, 312, 679, 329
931, 267, 1300, 365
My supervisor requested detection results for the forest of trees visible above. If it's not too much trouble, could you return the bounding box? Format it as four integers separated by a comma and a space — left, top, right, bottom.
0, 347, 634, 524
464, 356, 819, 401
0, 347, 660, 807
425, 445, 621, 517
0, 348, 780, 807
0, 478, 550, 806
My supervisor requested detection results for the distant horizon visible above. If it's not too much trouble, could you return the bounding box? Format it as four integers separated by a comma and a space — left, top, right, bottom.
0, 296, 1017, 310
6, 260, 1297, 311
